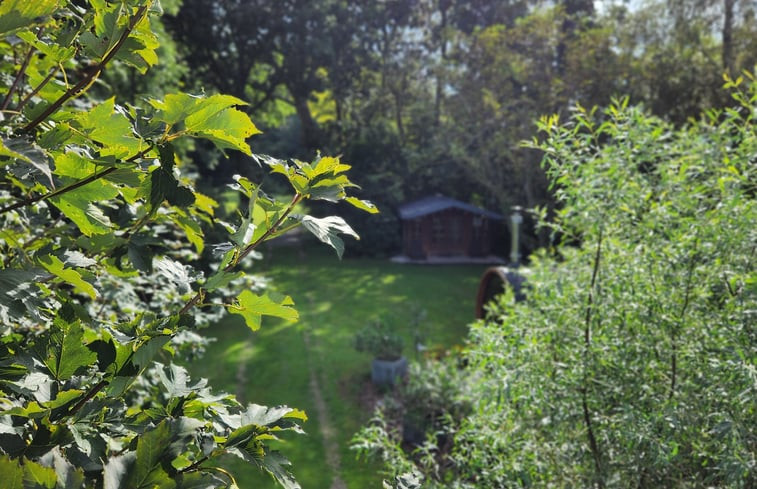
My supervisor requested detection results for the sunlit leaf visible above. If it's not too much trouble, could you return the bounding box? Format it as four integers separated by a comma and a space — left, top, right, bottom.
23, 459, 57, 488
228, 290, 298, 331
74, 98, 144, 158
345, 197, 379, 214
51, 180, 119, 236
0, 455, 24, 489
39, 255, 97, 299
0, 0, 62, 36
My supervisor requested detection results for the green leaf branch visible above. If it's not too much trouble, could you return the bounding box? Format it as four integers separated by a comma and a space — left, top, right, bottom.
1, 37, 36, 111
21, 4, 151, 133
581, 227, 604, 488
0, 145, 153, 215
179, 192, 303, 316
0, 3, 375, 486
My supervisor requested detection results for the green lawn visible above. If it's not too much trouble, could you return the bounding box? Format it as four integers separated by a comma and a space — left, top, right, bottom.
183, 246, 488, 488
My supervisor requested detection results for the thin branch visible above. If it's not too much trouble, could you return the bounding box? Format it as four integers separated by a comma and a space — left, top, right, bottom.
722, 273, 736, 297
178, 454, 211, 474
234, 193, 303, 266
0, 146, 153, 215
178, 193, 303, 316
2, 43, 36, 110
0, 166, 115, 215
16, 64, 61, 113
68, 380, 108, 416
581, 227, 604, 488
21, 5, 149, 133
670, 246, 697, 400
180, 463, 237, 487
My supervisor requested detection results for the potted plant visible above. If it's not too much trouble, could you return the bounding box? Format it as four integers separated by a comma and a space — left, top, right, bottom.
399, 357, 472, 447
354, 318, 407, 385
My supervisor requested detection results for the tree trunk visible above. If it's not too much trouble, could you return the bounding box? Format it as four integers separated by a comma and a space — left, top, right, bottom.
722, 0, 735, 75
434, 2, 449, 127
292, 91, 321, 151
392, 88, 405, 144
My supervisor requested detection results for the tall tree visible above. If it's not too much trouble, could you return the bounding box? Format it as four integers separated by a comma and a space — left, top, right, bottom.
167, 0, 359, 152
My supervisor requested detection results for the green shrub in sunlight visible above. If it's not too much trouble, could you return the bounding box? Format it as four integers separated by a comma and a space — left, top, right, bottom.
0, 2, 375, 487
353, 72, 756, 488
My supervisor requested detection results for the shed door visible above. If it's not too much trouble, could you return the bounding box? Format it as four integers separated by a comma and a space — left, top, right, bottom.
405, 219, 425, 258
469, 216, 488, 256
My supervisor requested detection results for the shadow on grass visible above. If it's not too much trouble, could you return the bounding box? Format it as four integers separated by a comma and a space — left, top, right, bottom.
184, 247, 488, 488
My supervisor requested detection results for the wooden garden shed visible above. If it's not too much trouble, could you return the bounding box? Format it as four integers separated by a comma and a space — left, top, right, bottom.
397, 196, 503, 260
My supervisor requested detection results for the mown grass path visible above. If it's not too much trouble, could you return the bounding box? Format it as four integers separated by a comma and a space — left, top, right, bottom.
185, 247, 488, 488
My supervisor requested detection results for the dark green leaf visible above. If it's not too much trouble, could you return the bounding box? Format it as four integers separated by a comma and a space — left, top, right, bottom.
123, 421, 172, 489
257, 450, 300, 489
203, 270, 243, 292
150, 167, 177, 210
149, 146, 195, 209
132, 336, 171, 369
127, 242, 154, 272
166, 186, 195, 207
42, 319, 97, 381
224, 424, 259, 448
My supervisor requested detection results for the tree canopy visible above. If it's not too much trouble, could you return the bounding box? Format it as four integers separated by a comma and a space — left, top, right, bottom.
167, 0, 757, 256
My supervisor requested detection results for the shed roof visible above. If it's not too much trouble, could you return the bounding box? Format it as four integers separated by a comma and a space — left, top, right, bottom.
397, 195, 503, 220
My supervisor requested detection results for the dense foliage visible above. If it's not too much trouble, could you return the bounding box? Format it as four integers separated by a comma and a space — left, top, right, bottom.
167, 0, 757, 254
0, 1, 374, 487
354, 75, 756, 487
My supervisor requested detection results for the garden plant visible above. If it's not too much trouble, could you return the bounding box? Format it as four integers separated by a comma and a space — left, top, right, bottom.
0, 1, 375, 488
354, 73, 756, 488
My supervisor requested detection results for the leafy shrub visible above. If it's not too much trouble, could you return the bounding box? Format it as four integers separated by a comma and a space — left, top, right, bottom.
354, 318, 405, 361
398, 358, 475, 458
354, 73, 757, 488
0, 2, 375, 487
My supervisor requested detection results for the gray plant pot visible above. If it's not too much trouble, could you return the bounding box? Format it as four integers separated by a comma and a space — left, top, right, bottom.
371, 356, 408, 385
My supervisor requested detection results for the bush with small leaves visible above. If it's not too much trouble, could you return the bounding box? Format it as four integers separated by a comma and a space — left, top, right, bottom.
354, 72, 756, 488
